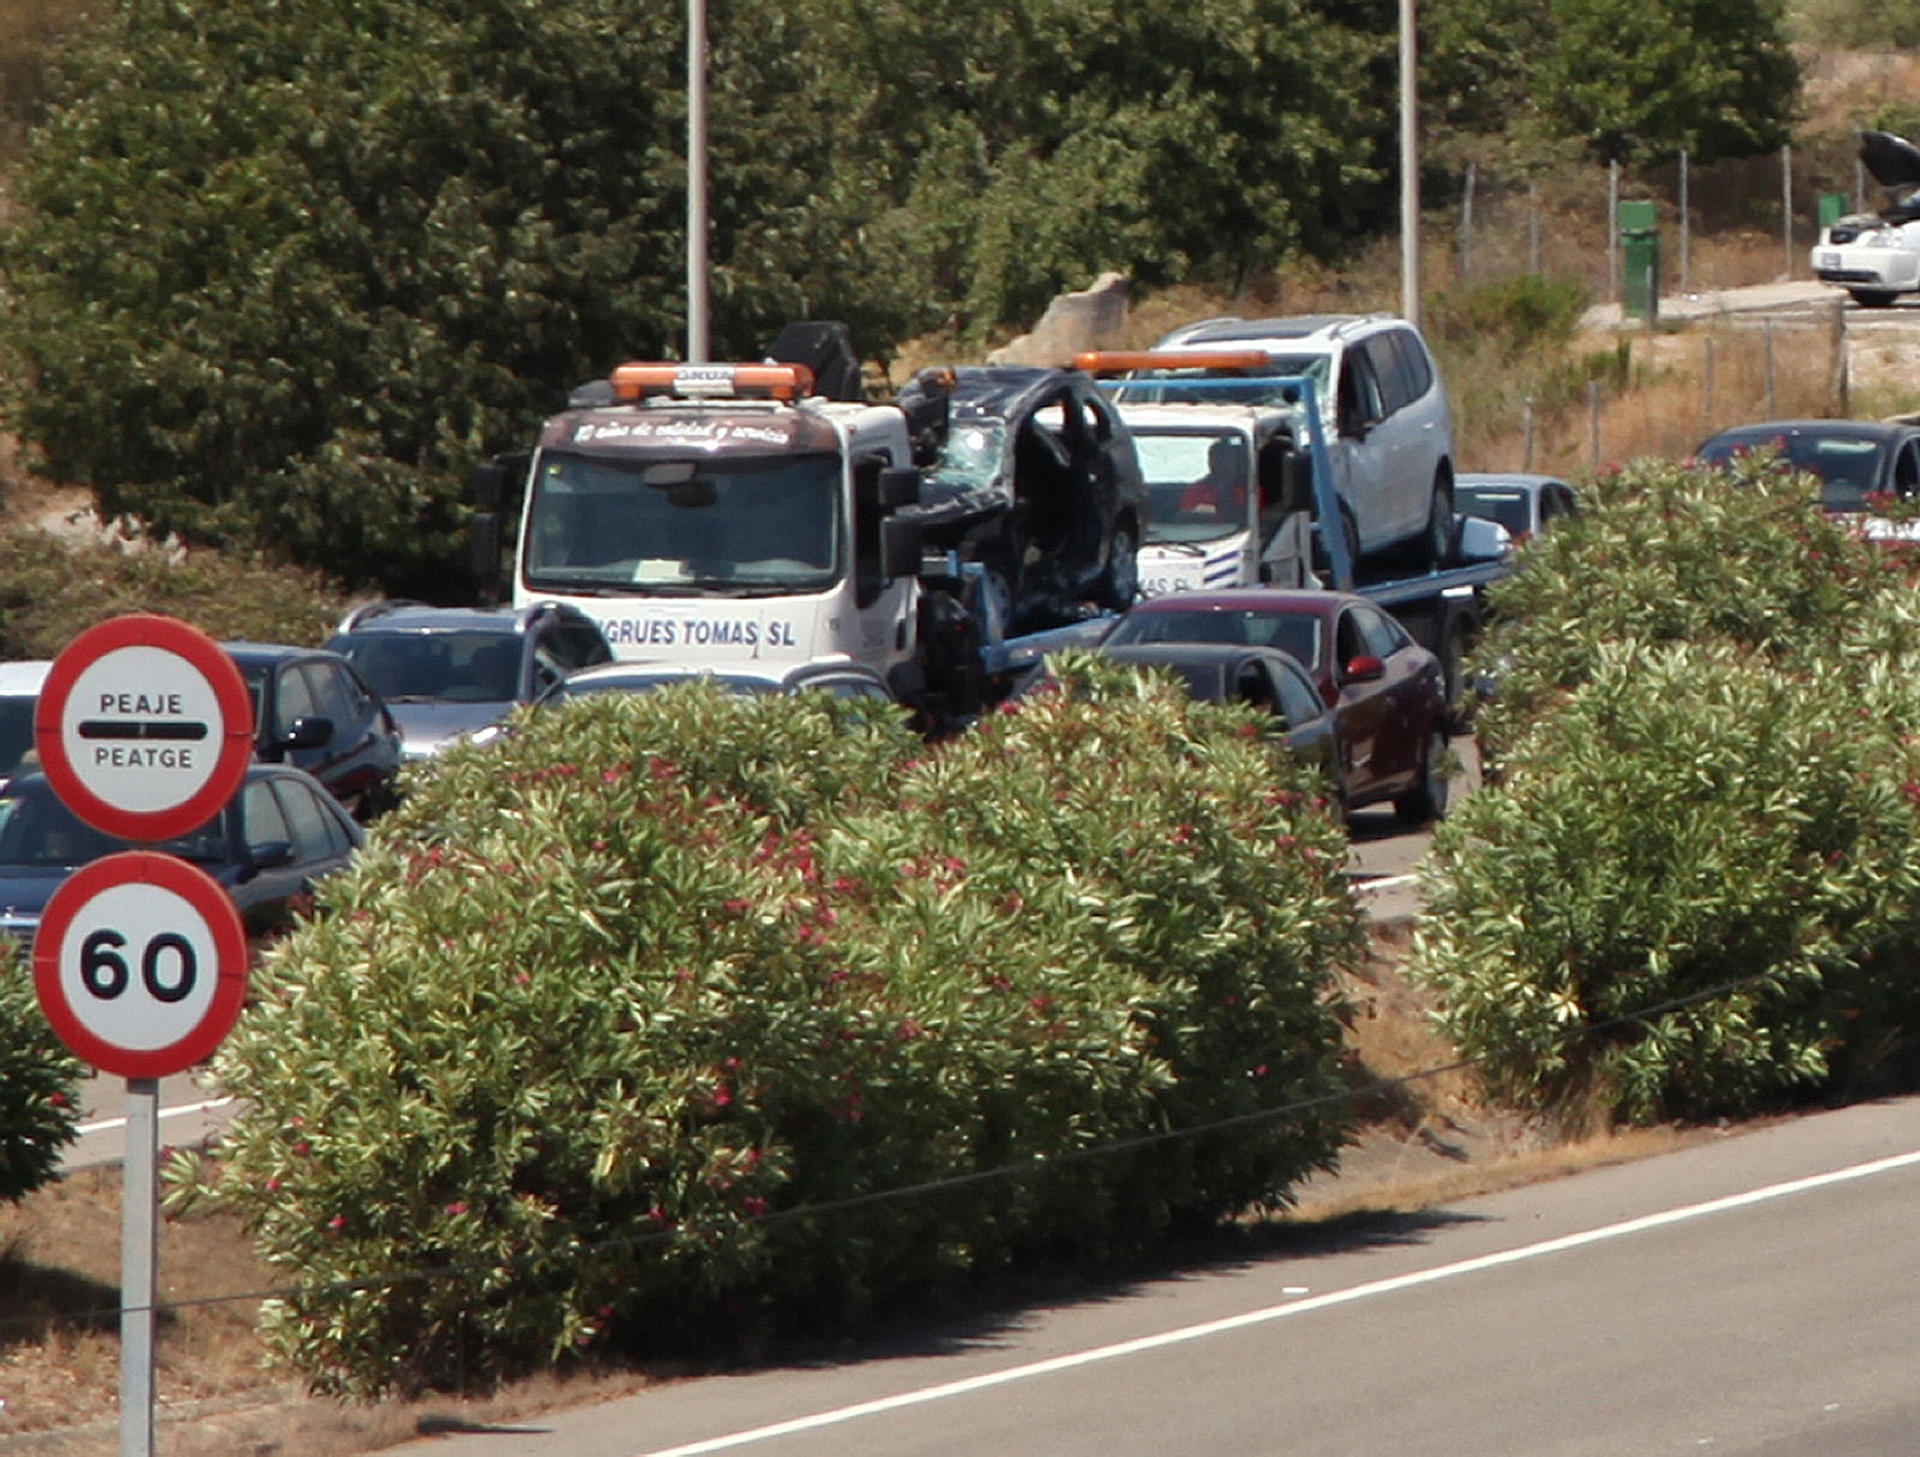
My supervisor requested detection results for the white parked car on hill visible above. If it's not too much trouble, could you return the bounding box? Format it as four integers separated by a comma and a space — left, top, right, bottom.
1812, 130, 1920, 309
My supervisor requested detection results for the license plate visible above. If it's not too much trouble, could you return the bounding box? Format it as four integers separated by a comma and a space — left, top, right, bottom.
1817, 251, 1840, 269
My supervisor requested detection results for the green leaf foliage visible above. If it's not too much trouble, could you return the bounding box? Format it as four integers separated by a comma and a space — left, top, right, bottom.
172, 655, 1361, 1396
0, 944, 83, 1203
0, 0, 1389, 592
0, 524, 344, 657
1417, 457, 1920, 1125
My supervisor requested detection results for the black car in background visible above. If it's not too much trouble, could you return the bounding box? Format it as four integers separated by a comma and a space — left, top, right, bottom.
1694, 419, 1920, 512
0, 764, 363, 944
896, 365, 1148, 632
325, 600, 613, 761
222, 643, 402, 821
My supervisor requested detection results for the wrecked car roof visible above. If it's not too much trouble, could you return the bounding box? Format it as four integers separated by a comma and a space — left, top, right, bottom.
1860, 131, 1920, 191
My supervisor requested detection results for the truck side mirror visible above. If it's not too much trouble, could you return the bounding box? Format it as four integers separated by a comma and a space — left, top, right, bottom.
470, 511, 503, 602
879, 516, 923, 582
472, 452, 531, 509
876, 466, 920, 510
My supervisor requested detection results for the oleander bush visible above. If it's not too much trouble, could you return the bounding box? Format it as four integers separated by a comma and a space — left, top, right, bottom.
0, 945, 82, 1203
169, 655, 1362, 1397
1418, 456, 1920, 1125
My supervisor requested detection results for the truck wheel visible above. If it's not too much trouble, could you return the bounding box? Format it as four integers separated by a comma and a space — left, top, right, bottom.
1393, 724, 1450, 825
1093, 522, 1139, 610
1849, 289, 1897, 309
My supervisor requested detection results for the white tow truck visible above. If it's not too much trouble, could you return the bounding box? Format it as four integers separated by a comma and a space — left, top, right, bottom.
1075, 350, 1513, 710
470, 347, 1115, 729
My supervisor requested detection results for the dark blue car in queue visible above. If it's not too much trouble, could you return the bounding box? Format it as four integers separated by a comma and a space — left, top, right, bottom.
0, 764, 363, 946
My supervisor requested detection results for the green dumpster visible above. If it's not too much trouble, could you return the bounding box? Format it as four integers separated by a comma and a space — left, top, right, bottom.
1818, 193, 1846, 231
1618, 199, 1659, 324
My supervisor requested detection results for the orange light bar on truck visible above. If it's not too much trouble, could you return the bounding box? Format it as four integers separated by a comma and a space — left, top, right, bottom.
609, 362, 817, 402
1073, 350, 1275, 376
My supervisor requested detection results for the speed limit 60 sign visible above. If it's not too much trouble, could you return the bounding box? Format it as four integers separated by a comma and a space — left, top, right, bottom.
32, 852, 247, 1079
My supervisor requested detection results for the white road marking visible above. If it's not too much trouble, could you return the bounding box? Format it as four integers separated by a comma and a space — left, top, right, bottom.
634, 1146, 1920, 1456
1352, 873, 1417, 895
75, 1096, 234, 1137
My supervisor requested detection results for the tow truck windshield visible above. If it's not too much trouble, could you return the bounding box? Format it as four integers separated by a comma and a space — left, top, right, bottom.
1133, 427, 1250, 544
523, 451, 843, 595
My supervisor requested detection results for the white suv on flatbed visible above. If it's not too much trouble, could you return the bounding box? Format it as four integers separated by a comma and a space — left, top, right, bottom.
1146, 314, 1457, 568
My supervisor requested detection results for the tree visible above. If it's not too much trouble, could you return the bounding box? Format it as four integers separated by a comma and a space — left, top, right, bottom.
1533, 0, 1800, 165
0, 0, 902, 593
0, 0, 1390, 592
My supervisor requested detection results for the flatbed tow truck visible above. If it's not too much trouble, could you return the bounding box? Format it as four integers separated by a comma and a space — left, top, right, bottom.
1073, 349, 1513, 711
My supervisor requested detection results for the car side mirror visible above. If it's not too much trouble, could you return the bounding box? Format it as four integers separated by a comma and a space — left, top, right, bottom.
279, 716, 334, 751
241, 840, 295, 880
1342, 654, 1385, 684
1456, 516, 1512, 563
879, 516, 923, 580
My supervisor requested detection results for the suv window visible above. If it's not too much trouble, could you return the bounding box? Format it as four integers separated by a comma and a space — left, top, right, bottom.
242, 779, 293, 852
274, 776, 349, 860
272, 666, 317, 737
1361, 335, 1412, 416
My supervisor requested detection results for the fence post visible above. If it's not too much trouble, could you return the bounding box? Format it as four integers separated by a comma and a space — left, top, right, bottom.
1522, 398, 1535, 472
1678, 148, 1691, 296
1782, 144, 1793, 279
1832, 296, 1849, 415
1764, 322, 1775, 418
1701, 336, 1715, 433
1588, 380, 1602, 471
1529, 183, 1542, 275
1608, 160, 1620, 305
1459, 161, 1476, 281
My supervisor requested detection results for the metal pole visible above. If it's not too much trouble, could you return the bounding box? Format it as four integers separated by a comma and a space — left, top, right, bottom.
1833, 296, 1849, 415
1608, 160, 1620, 306
1679, 148, 1691, 296
1522, 398, 1535, 472
1399, 0, 1420, 327
121, 1077, 159, 1457
686, 0, 710, 363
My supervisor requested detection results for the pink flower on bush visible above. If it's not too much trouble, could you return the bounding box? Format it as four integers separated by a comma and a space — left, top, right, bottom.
444, 1202, 467, 1217
743, 1196, 769, 1218
648, 1205, 670, 1228
47, 1091, 66, 1108
292, 1140, 311, 1156
326, 1214, 345, 1232
265, 1176, 282, 1193
897, 1019, 923, 1041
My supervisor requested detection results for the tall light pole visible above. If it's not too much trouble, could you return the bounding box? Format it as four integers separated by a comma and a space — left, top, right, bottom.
1399, 0, 1420, 327
686, 0, 710, 363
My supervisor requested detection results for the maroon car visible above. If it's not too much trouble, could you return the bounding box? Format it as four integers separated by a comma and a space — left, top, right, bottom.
1102, 589, 1450, 820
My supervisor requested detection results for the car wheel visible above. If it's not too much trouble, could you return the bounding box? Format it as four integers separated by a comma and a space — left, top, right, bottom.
1093, 521, 1139, 611
1849, 289, 1898, 309
1393, 724, 1450, 825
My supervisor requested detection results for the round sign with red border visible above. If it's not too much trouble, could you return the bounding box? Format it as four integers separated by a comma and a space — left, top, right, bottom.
32, 851, 248, 1078
35, 615, 254, 842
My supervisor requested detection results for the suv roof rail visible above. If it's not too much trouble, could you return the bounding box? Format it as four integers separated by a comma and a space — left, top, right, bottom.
336, 598, 429, 633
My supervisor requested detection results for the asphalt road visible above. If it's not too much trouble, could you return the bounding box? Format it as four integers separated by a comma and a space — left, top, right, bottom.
384, 1094, 1920, 1457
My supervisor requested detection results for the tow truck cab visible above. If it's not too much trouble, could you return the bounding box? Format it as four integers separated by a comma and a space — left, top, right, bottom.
474, 360, 926, 688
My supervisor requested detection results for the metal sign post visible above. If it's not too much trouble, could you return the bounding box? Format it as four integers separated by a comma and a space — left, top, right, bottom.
121, 1078, 159, 1457
31, 615, 253, 1457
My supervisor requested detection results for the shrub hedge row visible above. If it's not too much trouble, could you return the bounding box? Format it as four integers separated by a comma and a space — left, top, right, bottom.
170, 655, 1363, 1396
1415, 456, 1920, 1124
